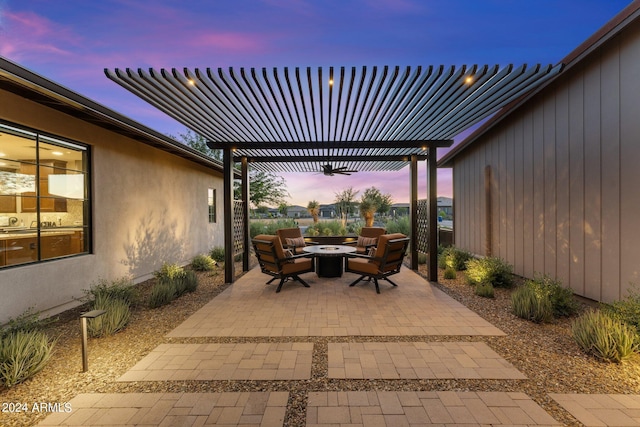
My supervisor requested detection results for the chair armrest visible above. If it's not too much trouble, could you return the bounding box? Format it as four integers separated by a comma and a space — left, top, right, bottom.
342, 240, 357, 246
346, 252, 372, 260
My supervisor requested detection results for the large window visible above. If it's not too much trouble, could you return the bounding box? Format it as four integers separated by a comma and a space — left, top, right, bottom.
0, 122, 90, 268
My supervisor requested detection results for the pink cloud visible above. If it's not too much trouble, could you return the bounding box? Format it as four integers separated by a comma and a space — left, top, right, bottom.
0, 10, 78, 60
190, 31, 268, 53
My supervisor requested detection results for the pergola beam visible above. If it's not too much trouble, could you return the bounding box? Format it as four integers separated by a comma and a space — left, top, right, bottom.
207, 139, 453, 150
238, 155, 430, 163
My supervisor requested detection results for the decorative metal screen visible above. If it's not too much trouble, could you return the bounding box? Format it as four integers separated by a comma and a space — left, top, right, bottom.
416, 199, 429, 253
233, 200, 245, 256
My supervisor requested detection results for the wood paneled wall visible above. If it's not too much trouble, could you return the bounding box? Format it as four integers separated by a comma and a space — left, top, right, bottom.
452, 21, 640, 302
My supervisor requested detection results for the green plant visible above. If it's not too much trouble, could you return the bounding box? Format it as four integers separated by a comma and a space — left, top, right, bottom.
601, 284, 640, 336
0, 308, 53, 338
384, 216, 410, 235
249, 218, 298, 238
475, 282, 495, 298
466, 257, 514, 288
154, 263, 184, 281
524, 275, 578, 318
84, 277, 138, 306
511, 285, 554, 323
0, 330, 55, 388
181, 270, 199, 293
417, 252, 427, 265
572, 310, 639, 363
443, 267, 457, 279
148, 281, 177, 308
87, 294, 131, 337
209, 247, 226, 262
438, 246, 474, 271
191, 254, 217, 271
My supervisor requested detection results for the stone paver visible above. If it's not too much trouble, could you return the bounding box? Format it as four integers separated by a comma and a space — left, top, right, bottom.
550, 393, 640, 426
328, 341, 527, 379
117, 342, 313, 381
167, 267, 504, 337
307, 391, 560, 426
37, 391, 288, 426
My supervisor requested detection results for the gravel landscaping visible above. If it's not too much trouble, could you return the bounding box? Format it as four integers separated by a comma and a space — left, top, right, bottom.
1, 260, 639, 426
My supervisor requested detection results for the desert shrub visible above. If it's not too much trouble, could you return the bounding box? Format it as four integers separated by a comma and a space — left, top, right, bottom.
148, 280, 177, 308
209, 247, 225, 262
0, 330, 55, 388
511, 285, 554, 323
191, 254, 216, 271
417, 252, 427, 265
84, 277, 138, 306
154, 263, 184, 281
181, 270, 199, 293
87, 293, 131, 337
306, 221, 346, 236
443, 267, 457, 280
250, 218, 298, 238
0, 308, 54, 338
466, 257, 513, 288
475, 282, 495, 298
438, 246, 474, 271
385, 216, 410, 236
601, 284, 640, 336
572, 310, 639, 363
524, 275, 578, 318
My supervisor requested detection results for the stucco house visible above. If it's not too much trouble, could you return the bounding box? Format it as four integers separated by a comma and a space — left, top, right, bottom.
0, 57, 226, 324
438, 1, 640, 302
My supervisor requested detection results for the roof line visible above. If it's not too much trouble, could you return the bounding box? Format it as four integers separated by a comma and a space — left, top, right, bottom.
0, 56, 227, 172
437, 0, 640, 168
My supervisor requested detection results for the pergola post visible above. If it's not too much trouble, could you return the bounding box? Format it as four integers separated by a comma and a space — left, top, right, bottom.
409, 154, 418, 270
223, 147, 235, 283
427, 146, 438, 282
241, 157, 250, 272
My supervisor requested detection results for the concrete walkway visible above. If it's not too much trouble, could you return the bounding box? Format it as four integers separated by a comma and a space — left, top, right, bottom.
38, 267, 639, 426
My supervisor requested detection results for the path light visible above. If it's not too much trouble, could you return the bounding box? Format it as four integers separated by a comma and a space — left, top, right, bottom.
80, 309, 106, 372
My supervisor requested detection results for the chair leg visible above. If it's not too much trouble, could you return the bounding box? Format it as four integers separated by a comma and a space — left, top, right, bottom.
276, 278, 286, 293
349, 275, 366, 287
295, 275, 311, 288
385, 277, 399, 287
266, 277, 277, 285
373, 278, 381, 294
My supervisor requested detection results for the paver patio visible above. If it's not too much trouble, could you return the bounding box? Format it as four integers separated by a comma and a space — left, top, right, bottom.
166, 267, 505, 337
37, 266, 640, 426
327, 341, 526, 379
307, 391, 561, 426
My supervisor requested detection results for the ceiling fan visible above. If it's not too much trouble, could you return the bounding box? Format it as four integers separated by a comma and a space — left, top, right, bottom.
321, 164, 358, 176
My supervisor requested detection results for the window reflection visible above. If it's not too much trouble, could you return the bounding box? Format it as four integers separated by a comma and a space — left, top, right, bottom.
0, 122, 90, 268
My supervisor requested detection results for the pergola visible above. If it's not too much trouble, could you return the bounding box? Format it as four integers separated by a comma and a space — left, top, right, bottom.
105, 64, 562, 283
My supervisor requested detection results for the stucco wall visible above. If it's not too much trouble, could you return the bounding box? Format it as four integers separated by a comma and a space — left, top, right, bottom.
451, 20, 640, 302
0, 90, 225, 323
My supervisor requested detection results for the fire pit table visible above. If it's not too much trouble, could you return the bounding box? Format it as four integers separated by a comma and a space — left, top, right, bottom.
302, 244, 357, 278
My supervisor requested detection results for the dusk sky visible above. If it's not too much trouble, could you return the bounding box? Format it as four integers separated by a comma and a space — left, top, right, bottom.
0, 0, 632, 206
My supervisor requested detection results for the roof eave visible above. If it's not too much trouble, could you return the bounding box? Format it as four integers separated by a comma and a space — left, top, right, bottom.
0, 56, 232, 175
437, 0, 640, 168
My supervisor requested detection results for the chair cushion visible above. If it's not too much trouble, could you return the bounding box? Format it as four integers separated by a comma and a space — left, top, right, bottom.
281, 257, 313, 275
357, 236, 378, 248
285, 236, 306, 248
372, 233, 407, 265
347, 257, 379, 275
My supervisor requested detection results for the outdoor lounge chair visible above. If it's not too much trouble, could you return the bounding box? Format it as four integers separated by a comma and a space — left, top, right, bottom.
252, 234, 315, 292
345, 233, 409, 294
346, 226, 386, 254
276, 227, 315, 254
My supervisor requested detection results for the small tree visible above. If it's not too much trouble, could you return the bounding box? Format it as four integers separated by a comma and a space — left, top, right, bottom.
307, 200, 320, 223
175, 129, 222, 160
359, 187, 393, 226
334, 187, 359, 228
278, 203, 289, 217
